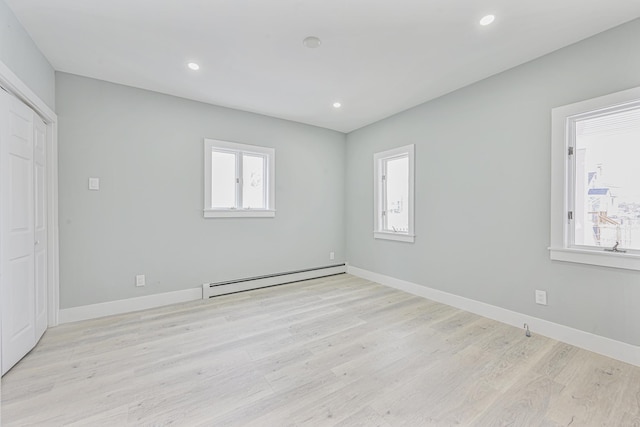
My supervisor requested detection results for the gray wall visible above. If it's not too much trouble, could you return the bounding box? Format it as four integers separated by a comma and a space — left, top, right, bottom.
56, 73, 346, 309
0, 0, 55, 110
345, 19, 640, 346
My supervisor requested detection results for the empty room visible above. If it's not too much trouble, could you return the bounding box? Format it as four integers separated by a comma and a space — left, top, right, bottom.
2, 0, 640, 425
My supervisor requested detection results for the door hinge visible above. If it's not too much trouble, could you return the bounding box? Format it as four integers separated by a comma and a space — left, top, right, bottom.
568, 211, 573, 220
568, 147, 574, 156
381, 174, 386, 181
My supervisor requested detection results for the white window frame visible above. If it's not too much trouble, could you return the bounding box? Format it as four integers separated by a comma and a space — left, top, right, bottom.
550, 86, 640, 271
204, 138, 275, 218
373, 144, 415, 243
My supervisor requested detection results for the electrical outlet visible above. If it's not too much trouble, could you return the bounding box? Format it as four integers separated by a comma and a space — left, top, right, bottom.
88, 177, 100, 190
329, 252, 335, 260
136, 274, 145, 287
535, 290, 547, 305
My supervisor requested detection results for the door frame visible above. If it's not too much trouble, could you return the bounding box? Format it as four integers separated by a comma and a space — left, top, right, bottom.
0, 60, 59, 329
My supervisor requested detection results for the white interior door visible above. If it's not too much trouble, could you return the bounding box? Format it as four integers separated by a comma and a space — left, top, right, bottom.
33, 114, 47, 339
1, 90, 37, 375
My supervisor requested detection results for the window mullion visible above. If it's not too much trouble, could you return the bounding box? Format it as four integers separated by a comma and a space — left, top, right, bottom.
236, 152, 243, 209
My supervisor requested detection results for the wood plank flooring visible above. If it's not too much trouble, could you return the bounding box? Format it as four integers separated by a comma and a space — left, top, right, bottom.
2, 274, 640, 426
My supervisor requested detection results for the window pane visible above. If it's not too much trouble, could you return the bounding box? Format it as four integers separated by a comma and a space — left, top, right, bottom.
574, 107, 640, 250
242, 154, 266, 209
384, 156, 409, 232
211, 151, 236, 208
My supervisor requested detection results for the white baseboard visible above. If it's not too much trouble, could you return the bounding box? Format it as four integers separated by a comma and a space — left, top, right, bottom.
58, 264, 347, 324
58, 288, 203, 324
347, 265, 640, 367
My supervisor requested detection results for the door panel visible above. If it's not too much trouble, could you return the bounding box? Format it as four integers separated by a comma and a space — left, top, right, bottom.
10, 155, 30, 231
1, 91, 36, 375
9, 256, 33, 337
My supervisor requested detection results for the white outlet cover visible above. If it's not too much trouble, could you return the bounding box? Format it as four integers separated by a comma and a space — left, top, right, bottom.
535, 290, 547, 305
136, 274, 145, 287
88, 177, 100, 190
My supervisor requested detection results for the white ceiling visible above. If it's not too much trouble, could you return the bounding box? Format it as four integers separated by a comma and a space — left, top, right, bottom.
6, 1, 640, 133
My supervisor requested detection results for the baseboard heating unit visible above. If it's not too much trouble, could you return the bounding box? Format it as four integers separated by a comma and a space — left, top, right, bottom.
202, 263, 347, 299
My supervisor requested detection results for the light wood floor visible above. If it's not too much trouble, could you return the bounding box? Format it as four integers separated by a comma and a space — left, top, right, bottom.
2, 274, 640, 426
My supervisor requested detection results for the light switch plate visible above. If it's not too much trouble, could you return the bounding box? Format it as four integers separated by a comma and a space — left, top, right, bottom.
88, 177, 100, 190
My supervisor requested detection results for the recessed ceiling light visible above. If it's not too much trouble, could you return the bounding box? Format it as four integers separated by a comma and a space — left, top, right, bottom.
333, 102, 342, 108
480, 15, 495, 26
187, 62, 200, 71
303, 36, 322, 48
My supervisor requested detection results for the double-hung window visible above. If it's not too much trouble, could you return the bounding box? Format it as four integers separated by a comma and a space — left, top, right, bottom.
204, 139, 275, 218
550, 86, 640, 270
374, 144, 415, 242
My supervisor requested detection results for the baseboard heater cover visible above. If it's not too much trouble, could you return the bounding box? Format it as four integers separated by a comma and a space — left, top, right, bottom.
202, 264, 347, 299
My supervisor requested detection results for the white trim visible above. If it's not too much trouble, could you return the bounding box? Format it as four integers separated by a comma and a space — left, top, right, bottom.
0, 60, 59, 327
550, 85, 640, 271
59, 288, 204, 324
203, 264, 347, 298
60, 265, 348, 323
549, 247, 640, 271
373, 231, 416, 242
204, 209, 275, 218
347, 265, 640, 367
47, 121, 59, 326
0, 61, 55, 120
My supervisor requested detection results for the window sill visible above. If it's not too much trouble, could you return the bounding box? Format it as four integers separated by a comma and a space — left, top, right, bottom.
204, 209, 276, 218
549, 247, 640, 271
374, 231, 415, 243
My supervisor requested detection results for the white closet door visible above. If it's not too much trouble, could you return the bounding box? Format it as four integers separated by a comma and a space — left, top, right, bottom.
33, 114, 47, 339
1, 90, 36, 375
